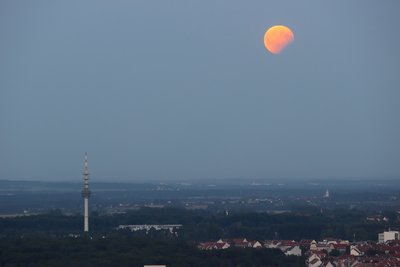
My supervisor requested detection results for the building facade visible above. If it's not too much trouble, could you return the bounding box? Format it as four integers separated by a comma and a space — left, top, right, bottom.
378, 231, 400, 243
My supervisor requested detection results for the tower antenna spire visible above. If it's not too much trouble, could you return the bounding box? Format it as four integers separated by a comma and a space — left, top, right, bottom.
81, 152, 91, 232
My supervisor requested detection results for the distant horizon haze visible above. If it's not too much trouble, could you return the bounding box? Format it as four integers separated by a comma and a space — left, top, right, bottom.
1, 176, 399, 184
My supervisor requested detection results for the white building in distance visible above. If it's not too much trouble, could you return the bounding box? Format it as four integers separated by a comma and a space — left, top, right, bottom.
378, 230, 399, 243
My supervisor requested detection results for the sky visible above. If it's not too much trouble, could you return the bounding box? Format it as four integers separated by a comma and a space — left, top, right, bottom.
1, 1, 399, 181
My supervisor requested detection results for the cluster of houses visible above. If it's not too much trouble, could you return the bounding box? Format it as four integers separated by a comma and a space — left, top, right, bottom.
366, 215, 389, 223
198, 231, 400, 267
306, 239, 400, 267
198, 238, 302, 256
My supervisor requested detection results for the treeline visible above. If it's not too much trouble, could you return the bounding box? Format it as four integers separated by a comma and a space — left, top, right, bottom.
0, 235, 305, 267
0, 208, 392, 241
0, 208, 392, 267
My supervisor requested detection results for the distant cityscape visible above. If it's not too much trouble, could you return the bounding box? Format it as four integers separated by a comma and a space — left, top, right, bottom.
198, 231, 400, 267
1, 175, 399, 266
0, 155, 399, 267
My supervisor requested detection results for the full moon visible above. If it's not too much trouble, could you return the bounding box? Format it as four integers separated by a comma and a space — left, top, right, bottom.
264, 25, 294, 54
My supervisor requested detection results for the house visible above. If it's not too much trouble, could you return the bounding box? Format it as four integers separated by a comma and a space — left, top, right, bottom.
215, 242, 230, 250
307, 253, 335, 267
323, 237, 339, 245
308, 257, 322, 267
386, 240, 400, 247
350, 244, 372, 257
307, 252, 327, 267
307, 251, 327, 265
351, 256, 400, 267
198, 241, 216, 250
378, 231, 400, 243
232, 238, 250, 248
265, 240, 297, 249
300, 239, 314, 250
310, 240, 318, 250
249, 241, 263, 248
278, 240, 298, 252
215, 239, 231, 249
198, 240, 230, 250
350, 246, 363, 257
331, 255, 359, 267
329, 243, 349, 254
373, 243, 400, 256
284, 245, 302, 256
310, 242, 330, 252
280, 240, 298, 246
264, 240, 281, 248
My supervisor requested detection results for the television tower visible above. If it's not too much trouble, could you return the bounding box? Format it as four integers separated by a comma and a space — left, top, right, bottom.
81, 153, 91, 232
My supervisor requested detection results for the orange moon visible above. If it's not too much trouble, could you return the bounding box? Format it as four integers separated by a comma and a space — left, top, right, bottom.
264, 25, 294, 54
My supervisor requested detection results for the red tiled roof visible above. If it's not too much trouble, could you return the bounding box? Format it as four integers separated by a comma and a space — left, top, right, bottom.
333, 243, 349, 249
232, 238, 249, 247
215, 242, 229, 249
279, 240, 298, 246
198, 241, 216, 250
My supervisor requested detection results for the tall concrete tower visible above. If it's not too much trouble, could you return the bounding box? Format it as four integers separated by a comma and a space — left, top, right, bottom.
81, 153, 91, 232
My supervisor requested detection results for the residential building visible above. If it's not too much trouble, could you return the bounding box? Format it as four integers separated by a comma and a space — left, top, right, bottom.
378, 231, 400, 243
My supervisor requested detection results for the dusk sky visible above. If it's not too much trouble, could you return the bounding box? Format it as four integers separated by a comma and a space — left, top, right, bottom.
1, 1, 399, 181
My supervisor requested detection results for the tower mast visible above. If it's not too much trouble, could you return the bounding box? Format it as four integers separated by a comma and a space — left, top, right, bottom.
81, 152, 91, 232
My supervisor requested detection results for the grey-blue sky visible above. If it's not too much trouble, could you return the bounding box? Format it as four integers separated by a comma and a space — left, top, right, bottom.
1, 1, 399, 181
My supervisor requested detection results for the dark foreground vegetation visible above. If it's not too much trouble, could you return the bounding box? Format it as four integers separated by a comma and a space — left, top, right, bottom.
0, 207, 396, 267
0, 208, 394, 241
0, 236, 304, 267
